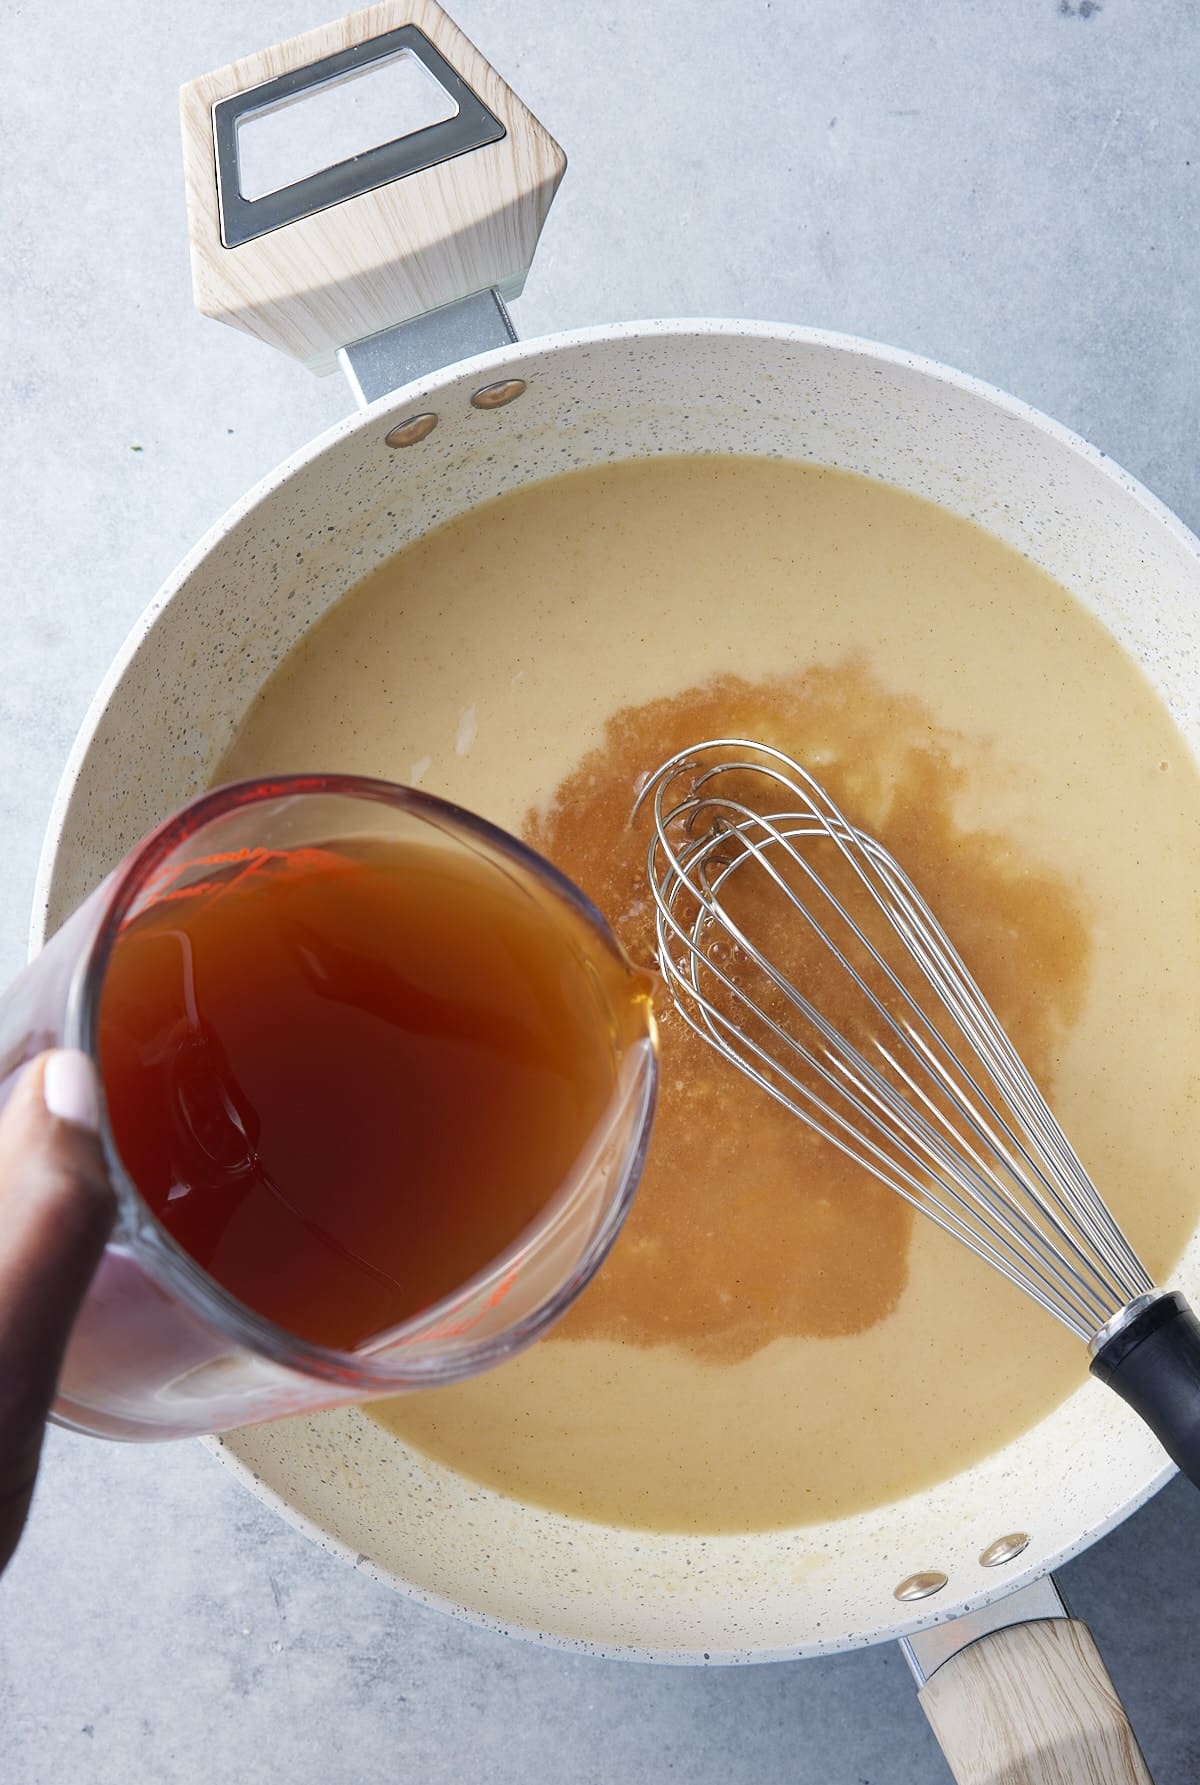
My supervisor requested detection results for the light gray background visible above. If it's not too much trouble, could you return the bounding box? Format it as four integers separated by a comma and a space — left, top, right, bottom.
4, 1, 1200, 1779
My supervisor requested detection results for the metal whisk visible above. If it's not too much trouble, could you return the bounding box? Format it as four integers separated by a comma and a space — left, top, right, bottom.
636, 738, 1200, 1486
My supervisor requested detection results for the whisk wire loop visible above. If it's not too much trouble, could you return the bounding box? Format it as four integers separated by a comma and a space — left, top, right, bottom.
637, 740, 1154, 1344
660, 823, 1116, 1336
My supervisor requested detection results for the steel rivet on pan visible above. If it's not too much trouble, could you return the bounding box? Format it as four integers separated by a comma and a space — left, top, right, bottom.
979, 1533, 1030, 1567
385, 413, 438, 448
894, 1571, 948, 1602
470, 378, 527, 410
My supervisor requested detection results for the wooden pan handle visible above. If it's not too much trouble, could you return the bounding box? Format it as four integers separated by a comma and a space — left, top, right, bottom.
180, 2, 566, 369
919, 1617, 1153, 1784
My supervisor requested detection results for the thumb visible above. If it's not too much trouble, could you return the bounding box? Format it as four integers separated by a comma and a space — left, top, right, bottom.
0, 1050, 116, 1575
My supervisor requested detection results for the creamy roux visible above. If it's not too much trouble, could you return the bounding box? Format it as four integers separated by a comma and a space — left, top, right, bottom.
217, 457, 1200, 1533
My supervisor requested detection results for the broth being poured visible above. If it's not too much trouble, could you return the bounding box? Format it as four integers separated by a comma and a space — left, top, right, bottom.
98, 834, 633, 1351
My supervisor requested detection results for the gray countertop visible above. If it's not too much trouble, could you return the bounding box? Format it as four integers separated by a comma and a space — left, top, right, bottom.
4, 2, 1200, 1779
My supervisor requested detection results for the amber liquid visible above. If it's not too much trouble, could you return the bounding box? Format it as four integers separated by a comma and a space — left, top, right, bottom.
97, 834, 629, 1351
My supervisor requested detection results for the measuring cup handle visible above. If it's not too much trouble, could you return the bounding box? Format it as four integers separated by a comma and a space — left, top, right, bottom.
180, 2, 566, 371
1091, 1289, 1200, 1488
919, 1617, 1153, 1785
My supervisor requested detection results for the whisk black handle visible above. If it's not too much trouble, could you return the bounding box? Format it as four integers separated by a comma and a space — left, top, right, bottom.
1091, 1291, 1200, 1488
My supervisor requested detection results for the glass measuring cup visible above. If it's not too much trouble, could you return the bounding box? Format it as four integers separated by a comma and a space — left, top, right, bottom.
0, 776, 657, 1440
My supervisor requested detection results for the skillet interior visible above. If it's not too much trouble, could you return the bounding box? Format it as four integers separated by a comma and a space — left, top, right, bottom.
36, 321, 1200, 1656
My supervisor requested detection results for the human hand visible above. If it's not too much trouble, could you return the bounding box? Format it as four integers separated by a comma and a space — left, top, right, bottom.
0, 1051, 115, 1576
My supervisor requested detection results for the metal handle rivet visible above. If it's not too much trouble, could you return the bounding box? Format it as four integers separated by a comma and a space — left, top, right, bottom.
979, 1533, 1030, 1567
894, 1571, 948, 1602
470, 378, 527, 410
385, 413, 439, 448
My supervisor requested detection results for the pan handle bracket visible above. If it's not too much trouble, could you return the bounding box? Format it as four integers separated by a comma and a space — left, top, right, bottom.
899, 1571, 1070, 1689
338, 287, 517, 407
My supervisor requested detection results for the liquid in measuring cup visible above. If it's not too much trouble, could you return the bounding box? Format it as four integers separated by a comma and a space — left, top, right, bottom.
97, 833, 640, 1352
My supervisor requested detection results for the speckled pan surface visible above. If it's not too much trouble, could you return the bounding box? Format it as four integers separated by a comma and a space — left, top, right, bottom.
34, 320, 1200, 1659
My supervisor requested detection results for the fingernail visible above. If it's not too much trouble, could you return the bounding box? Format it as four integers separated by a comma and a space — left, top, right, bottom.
43, 1050, 100, 1134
